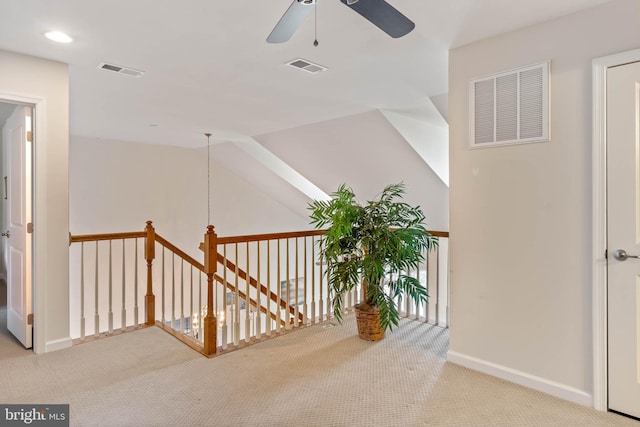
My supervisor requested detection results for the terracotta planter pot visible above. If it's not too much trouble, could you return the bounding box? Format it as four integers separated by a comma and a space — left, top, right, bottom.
355, 303, 385, 341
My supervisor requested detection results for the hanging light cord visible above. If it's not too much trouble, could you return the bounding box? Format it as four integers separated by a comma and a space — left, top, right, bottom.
205, 132, 212, 225
313, 0, 318, 47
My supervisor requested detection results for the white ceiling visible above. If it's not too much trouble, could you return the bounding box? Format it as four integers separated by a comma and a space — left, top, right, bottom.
0, 0, 612, 148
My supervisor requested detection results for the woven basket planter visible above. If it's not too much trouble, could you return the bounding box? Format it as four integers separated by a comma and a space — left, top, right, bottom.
355, 303, 385, 341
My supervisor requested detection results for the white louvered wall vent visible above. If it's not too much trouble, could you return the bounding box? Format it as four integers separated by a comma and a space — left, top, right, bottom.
469, 61, 549, 148
97, 62, 145, 78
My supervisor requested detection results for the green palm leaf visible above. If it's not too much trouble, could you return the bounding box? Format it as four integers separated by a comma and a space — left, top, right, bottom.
309, 182, 438, 332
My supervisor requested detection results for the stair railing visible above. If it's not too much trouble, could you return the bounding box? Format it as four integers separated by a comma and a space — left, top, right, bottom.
70, 221, 449, 357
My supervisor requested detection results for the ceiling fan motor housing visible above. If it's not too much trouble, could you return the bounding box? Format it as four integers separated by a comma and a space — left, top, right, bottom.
269, 0, 413, 43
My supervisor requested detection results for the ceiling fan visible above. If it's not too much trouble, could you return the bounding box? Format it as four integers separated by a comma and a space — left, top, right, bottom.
267, 0, 415, 44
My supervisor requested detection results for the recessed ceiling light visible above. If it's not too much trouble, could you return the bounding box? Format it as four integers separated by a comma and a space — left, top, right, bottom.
45, 31, 73, 43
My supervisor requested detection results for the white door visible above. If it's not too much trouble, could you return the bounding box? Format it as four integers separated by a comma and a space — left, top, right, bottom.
607, 60, 640, 419
2, 105, 32, 348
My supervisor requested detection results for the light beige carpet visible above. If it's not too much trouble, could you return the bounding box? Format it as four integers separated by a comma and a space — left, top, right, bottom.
0, 298, 637, 426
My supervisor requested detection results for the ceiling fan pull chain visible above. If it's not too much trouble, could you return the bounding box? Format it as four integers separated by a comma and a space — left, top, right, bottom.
313, 0, 319, 47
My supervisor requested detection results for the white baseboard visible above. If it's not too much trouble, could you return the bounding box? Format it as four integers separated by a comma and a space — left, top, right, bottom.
447, 350, 592, 407
45, 336, 73, 353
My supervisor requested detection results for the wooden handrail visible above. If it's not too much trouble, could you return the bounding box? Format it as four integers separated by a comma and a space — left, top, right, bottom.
217, 253, 304, 323
216, 229, 448, 244
70, 231, 146, 244
216, 229, 326, 245
155, 234, 205, 272
69, 229, 448, 246
429, 230, 449, 238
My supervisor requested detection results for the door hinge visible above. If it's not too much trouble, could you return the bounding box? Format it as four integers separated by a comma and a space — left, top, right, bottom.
26, 131, 33, 143
27, 313, 33, 325
27, 223, 33, 234
605, 249, 608, 260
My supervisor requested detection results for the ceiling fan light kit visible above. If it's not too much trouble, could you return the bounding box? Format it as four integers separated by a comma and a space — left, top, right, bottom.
267, 0, 414, 44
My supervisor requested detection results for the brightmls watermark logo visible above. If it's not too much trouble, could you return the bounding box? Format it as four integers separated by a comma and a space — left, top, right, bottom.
0, 405, 68, 426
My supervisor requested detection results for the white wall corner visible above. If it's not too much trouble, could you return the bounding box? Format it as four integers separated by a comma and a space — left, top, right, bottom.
380, 104, 449, 187
429, 93, 449, 123
45, 336, 73, 353
233, 137, 330, 202
447, 351, 592, 407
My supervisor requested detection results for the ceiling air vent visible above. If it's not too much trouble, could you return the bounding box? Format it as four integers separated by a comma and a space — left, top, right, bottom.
469, 61, 549, 148
286, 58, 327, 74
97, 62, 145, 78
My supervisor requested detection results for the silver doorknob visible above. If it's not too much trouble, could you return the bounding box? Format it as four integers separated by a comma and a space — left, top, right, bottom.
1, 230, 9, 238
613, 249, 640, 261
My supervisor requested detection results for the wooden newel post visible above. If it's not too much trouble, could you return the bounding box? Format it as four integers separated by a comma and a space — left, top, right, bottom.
203, 225, 218, 356
144, 221, 156, 326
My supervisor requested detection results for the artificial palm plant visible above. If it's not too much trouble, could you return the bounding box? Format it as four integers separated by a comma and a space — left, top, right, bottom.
309, 183, 437, 338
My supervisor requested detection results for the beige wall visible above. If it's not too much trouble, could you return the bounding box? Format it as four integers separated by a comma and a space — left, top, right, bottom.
448, 0, 640, 405
258, 110, 450, 232
70, 136, 311, 257
0, 49, 70, 353
69, 136, 312, 339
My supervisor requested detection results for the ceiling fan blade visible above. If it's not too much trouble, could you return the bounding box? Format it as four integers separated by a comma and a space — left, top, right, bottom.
339, 0, 415, 38
267, 1, 316, 43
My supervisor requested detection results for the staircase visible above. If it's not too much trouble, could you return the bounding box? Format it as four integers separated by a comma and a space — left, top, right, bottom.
69, 221, 449, 356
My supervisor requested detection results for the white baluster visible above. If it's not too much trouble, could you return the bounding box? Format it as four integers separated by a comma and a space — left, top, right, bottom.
80, 242, 85, 339
285, 238, 291, 331
121, 239, 127, 330
319, 238, 324, 322
435, 245, 440, 326
276, 239, 282, 333
171, 252, 176, 330
303, 237, 308, 326
266, 240, 272, 337
294, 237, 299, 328
418, 265, 428, 322
134, 238, 139, 327
245, 242, 251, 343
404, 269, 410, 318
190, 266, 194, 338
161, 248, 166, 324
425, 251, 430, 323
94, 241, 99, 336
256, 241, 262, 339
311, 236, 316, 324
221, 244, 227, 349
199, 272, 204, 344
180, 260, 184, 333
108, 240, 113, 334
234, 243, 240, 346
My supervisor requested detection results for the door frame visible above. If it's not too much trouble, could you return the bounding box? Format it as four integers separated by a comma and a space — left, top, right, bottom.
592, 47, 640, 412
0, 92, 45, 354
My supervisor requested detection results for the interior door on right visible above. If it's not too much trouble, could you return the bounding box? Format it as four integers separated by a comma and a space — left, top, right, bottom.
607, 60, 640, 419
